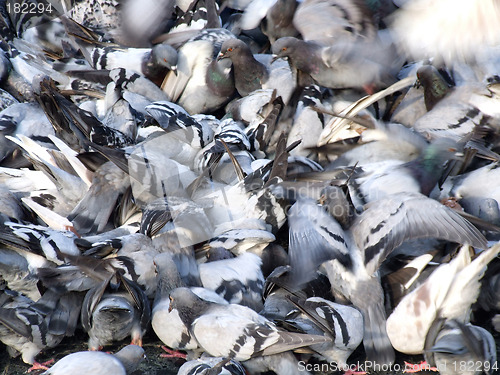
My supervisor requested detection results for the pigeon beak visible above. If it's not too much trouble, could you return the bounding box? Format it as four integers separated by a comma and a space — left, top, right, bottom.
170, 65, 178, 76
168, 296, 174, 312
216, 52, 226, 62
271, 54, 284, 64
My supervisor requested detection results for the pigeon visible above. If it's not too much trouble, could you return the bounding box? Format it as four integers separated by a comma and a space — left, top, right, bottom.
218, 38, 268, 97
0, 102, 54, 165
389, 0, 500, 66
293, 0, 377, 45
0, 220, 81, 265
81, 271, 151, 350
287, 85, 326, 158
410, 81, 500, 142
349, 137, 464, 206
415, 65, 454, 111
81, 233, 160, 298
108, 67, 171, 103
287, 187, 488, 365
202, 223, 276, 257
119, 0, 177, 46
386, 244, 500, 355
0, 288, 80, 366
88, 43, 178, 85
237, 0, 299, 43
151, 252, 228, 356
199, 251, 265, 311
271, 36, 401, 92
177, 356, 247, 375
424, 320, 497, 375
435, 162, 500, 214
167, 287, 332, 361
42, 345, 145, 375
218, 38, 295, 103
161, 30, 236, 114
282, 295, 364, 368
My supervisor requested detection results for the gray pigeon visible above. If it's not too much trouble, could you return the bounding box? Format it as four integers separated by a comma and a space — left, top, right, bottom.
81, 271, 151, 350
238, 0, 299, 43
42, 345, 145, 375
161, 29, 236, 114
89, 43, 178, 85
199, 251, 265, 311
178, 356, 247, 375
68, 161, 131, 235
282, 295, 364, 367
425, 320, 497, 375
151, 252, 228, 357
0, 288, 80, 366
293, 0, 377, 45
168, 287, 332, 361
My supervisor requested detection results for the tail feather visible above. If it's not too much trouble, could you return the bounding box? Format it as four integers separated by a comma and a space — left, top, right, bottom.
361, 301, 395, 366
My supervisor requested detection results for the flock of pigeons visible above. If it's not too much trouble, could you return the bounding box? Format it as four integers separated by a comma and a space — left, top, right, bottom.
0, 0, 500, 374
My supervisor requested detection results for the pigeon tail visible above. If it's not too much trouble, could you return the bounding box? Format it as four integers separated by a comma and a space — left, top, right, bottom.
360, 299, 395, 366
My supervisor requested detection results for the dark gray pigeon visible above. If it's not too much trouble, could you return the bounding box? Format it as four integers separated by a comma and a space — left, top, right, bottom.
218, 39, 269, 97
238, 0, 299, 43
272, 36, 401, 92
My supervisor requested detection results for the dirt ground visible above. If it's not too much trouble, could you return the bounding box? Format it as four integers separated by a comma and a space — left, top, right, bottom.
0, 329, 183, 375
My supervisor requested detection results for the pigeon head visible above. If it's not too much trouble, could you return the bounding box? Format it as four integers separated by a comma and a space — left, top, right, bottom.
113, 345, 146, 374
319, 185, 354, 228
271, 37, 302, 62
422, 137, 463, 166
152, 44, 178, 71
168, 287, 210, 326
217, 39, 252, 61
416, 65, 453, 111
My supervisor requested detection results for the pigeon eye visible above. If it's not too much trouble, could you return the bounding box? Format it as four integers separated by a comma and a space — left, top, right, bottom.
282, 47, 287, 51
448, 147, 457, 152
227, 47, 233, 52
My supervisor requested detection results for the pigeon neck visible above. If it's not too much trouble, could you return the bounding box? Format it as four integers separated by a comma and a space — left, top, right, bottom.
175, 297, 212, 328
423, 76, 452, 111
293, 41, 321, 74
154, 269, 184, 304
206, 59, 235, 97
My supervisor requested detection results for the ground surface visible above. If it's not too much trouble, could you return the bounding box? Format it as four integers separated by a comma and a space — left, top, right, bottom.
2, 327, 499, 374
